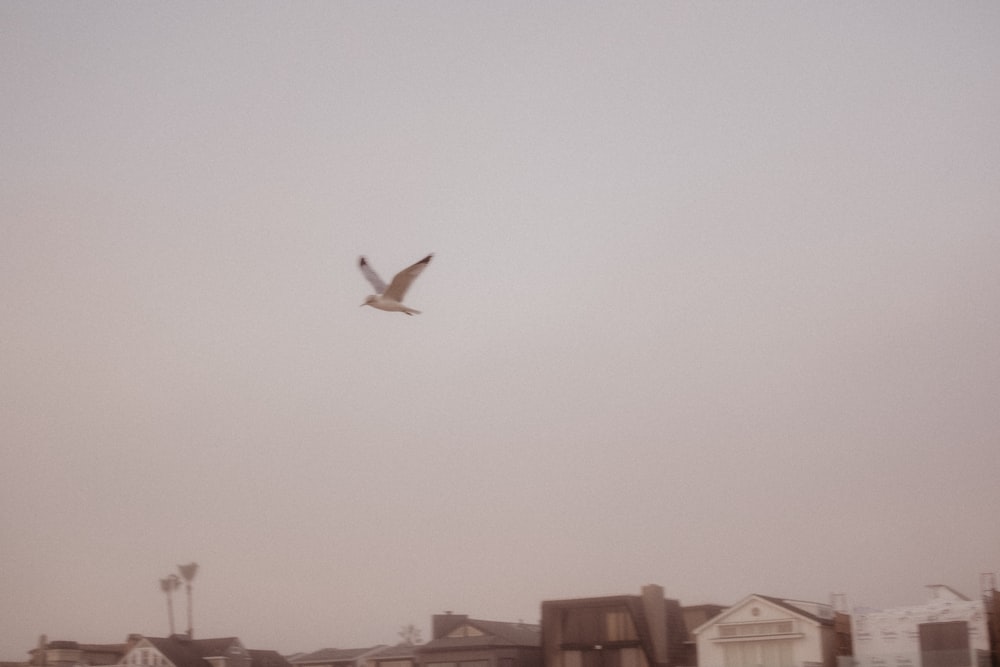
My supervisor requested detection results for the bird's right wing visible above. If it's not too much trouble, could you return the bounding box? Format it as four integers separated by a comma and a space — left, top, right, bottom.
358, 257, 387, 294
384, 254, 433, 302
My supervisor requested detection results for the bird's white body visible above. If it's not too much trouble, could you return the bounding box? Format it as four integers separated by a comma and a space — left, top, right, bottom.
358, 254, 432, 315
362, 294, 421, 315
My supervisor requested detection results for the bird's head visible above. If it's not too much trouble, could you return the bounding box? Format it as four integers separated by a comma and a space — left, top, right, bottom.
361, 295, 377, 307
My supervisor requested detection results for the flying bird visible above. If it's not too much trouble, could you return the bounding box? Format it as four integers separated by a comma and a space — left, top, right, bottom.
358, 253, 433, 315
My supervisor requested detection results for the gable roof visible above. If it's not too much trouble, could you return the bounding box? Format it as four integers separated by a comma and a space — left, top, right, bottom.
291, 648, 387, 664
143, 637, 216, 667
421, 618, 541, 651
139, 637, 258, 667
691, 594, 833, 636
189, 638, 244, 657
753, 595, 834, 625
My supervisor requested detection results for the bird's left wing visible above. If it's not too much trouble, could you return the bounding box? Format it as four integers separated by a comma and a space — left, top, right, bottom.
358, 257, 388, 294
384, 254, 433, 302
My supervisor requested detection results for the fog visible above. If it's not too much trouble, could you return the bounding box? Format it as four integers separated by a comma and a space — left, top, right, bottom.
2, 1, 999, 661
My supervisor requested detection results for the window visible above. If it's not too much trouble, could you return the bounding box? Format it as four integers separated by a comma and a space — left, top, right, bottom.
564, 606, 637, 643
919, 621, 971, 667
719, 622, 794, 639
447, 625, 484, 638
723, 641, 793, 667
562, 647, 646, 667
605, 612, 631, 642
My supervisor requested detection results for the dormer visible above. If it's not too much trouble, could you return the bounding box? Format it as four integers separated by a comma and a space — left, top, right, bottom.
205, 639, 251, 667
446, 624, 485, 638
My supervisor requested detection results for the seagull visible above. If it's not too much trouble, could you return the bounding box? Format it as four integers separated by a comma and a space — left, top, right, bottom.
358, 253, 433, 315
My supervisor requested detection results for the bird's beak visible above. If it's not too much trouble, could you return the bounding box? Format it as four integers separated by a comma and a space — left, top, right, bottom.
360, 301, 367, 307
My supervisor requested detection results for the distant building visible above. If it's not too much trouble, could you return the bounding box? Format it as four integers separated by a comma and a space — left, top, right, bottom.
365, 644, 418, 667
851, 585, 992, 667
29, 637, 137, 667
24, 635, 288, 667
122, 635, 291, 667
692, 594, 838, 667
541, 584, 689, 667
292, 648, 388, 667
417, 612, 541, 667
679, 605, 727, 667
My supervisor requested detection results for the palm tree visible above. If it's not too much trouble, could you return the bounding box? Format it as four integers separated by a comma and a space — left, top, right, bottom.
177, 562, 198, 638
159, 574, 181, 635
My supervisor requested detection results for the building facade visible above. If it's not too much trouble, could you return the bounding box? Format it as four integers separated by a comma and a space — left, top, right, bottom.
851, 586, 991, 667
416, 613, 541, 667
541, 584, 688, 667
692, 594, 837, 667
293, 648, 388, 667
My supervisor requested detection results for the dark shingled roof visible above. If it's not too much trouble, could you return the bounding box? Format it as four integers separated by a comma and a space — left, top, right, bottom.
143, 638, 218, 667
249, 650, 293, 667
141, 637, 282, 667
421, 619, 541, 652
189, 639, 243, 657
368, 646, 416, 660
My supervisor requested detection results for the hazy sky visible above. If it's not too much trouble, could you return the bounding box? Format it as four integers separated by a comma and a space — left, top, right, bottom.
2, 1, 999, 661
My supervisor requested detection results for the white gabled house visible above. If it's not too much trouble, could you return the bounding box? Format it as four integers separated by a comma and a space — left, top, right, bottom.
120, 636, 290, 667
692, 594, 836, 667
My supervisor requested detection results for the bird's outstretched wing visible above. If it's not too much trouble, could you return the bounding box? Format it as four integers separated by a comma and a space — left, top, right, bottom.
384, 254, 433, 302
358, 256, 388, 294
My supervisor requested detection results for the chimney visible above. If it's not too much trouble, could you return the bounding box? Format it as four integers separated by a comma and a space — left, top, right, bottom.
641, 585, 668, 667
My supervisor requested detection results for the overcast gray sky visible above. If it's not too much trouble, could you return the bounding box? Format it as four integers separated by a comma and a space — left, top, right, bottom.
2, 0, 1000, 661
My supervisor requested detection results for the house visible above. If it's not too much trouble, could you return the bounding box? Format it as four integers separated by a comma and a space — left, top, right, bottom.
851, 585, 992, 667
692, 594, 837, 667
679, 605, 727, 667
416, 612, 541, 667
365, 644, 418, 667
292, 647, 388, 667
29, 637, 138, 667
120, 636, 291, 667
249, 652, 294, 667
541, 584, 689, 667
